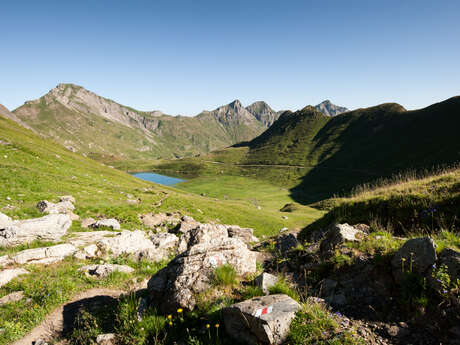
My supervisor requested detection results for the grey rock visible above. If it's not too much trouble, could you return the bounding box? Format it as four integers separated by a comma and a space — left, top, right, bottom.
0, 214, 71, 246
12, 243, 77, 265
0, 291, 24, 305
96, 333, 116, 344
33, 339, 48, 345
0, 212, 12, 229
91, 218, 121, 230
223, 294, 300, 345
320, 223, 366, 255
79, 264, 134, 278
98, 230, 169, 261
148, 224, 257, 313
69, 231, 119, 247
59, 195, 76, 203
227, 225, 259, 244
0, 255, 12, 267
254, 272, 278, 294
74, 244, 99, 260
392, 237, 437, 282
0, 268, 29, 287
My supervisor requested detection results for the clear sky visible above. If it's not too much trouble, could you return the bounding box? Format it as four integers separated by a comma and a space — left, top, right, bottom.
1, 0, 459, 115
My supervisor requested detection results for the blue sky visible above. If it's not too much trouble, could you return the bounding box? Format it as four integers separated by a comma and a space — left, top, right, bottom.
1, 0, 459, 115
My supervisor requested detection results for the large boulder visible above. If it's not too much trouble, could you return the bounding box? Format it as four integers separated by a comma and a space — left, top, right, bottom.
148, 224, 257, 313
98, 230, 173, 261
91, 219, 121, 230
275, 233, 299, 255
320, 223, 366, 256
79, 264, 134, 278
12, 243, 77, 265
391, 237, 437, 282
0, 268, 29, 287
0, 212, 12, 229
223, 294, 300, 345
0, 214, 72, 246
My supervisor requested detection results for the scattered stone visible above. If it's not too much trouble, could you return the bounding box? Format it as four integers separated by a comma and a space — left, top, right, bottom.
320, 223, 366, 256
79, 264, 134, 278
140, 212, 180, 228
227, 225, 259, 244
176, 215, 200, 234
0, 291, 24, 305
127, 199, 139, 204
0, 214, 71, 246
81, 218, 96, 228
254, 272, 278, 294
33, 339, 48, 345
391, 237, 436, 283
12, 243, 77, 265
59, 195, 76, 203
282, 215, 288, 220
0, 212, 12, 228
386, 324, 410, 338
279, 227, 288, 233
0, 268, 29, 287
223, 294, 300, 345
91, 218, 121, 230
148, 224, 257, 313
96, 333, 116, 345
37, 200, 75, 214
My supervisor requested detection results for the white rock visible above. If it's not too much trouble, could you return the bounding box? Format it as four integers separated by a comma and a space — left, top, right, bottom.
12, 243, 77, 265
0, 291, 24, 305
59, 195, 76, 203
0, 268, 29, 287
0, 214, 72, 246
254, 272, 278, 295
37, 200, 75, 214
0, 212, 12, 229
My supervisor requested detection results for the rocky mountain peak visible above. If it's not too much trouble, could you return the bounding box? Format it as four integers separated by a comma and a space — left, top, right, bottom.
314, 100, 348, 116
229, 99, 243, 110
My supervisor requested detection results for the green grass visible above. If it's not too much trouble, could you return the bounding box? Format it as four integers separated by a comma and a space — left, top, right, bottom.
212, 264, 238, 288
299, 167, 460, 239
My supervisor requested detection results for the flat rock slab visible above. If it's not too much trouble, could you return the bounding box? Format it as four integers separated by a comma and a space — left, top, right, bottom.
69, 231, 119, 247
0, 212, 12, 228
98, 230, 157, 259
12, 243, 77, 265
79, 264, 134, 278
0, 214, 72, 246
0, 291, 24, 305
223, 294, 301, 345
0, 268, 29, 287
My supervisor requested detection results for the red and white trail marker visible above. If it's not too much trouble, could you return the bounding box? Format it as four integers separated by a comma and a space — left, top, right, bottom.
254, 305, 273, 317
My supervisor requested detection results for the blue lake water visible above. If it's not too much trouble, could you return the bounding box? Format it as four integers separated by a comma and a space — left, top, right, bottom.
132, 172, 185, 186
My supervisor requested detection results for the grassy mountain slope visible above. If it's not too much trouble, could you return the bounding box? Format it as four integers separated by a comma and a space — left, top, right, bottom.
12, 84, 270, 161
152, 96, 460, 203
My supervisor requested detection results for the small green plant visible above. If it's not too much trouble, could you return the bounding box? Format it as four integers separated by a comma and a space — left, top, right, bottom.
432, 264, 460, 303
268, 276, 300, 301
399, 254, 428, 313
69, 309, 100, 345
212, 264, 238, 288
241, 285, 265, 300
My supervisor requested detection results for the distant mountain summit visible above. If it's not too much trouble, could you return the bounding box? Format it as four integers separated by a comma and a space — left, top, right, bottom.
245, 101, 279, 127
314, 100, 348, 116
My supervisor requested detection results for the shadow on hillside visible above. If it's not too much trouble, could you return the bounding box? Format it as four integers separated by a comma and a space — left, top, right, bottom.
289, 97, 460, 205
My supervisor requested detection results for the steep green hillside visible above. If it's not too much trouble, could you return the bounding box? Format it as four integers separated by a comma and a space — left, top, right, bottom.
152, 96, 460, 203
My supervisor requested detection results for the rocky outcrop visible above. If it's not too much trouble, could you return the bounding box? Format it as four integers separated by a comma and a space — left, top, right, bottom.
0, 214, 71, 246
98, 230, 173, 261
314, 100, 348, 116
37, 200, 75, 214
139, 212, 181, 229
90, 219, 121, 230
79, 264, 134, 278
391, 237, 437, 282
11, 243, 77, 265
0, 268, 29, 287
275, 233, 299, 255
81, 218, 96, 228
223, 294, 301, 345
148, 224, 257, 313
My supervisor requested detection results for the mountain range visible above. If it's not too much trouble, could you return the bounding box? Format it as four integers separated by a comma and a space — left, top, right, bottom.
5, 84, 348, 161
158, 96, 460, 202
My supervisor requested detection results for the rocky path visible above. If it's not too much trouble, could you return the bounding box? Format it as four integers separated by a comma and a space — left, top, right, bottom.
11, 288, 124, 345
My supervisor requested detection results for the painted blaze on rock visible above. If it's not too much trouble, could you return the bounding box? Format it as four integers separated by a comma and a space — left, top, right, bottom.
223, 294, 300, 345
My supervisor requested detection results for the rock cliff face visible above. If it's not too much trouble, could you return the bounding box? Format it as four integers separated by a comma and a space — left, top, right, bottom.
315, 100, 348, 116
